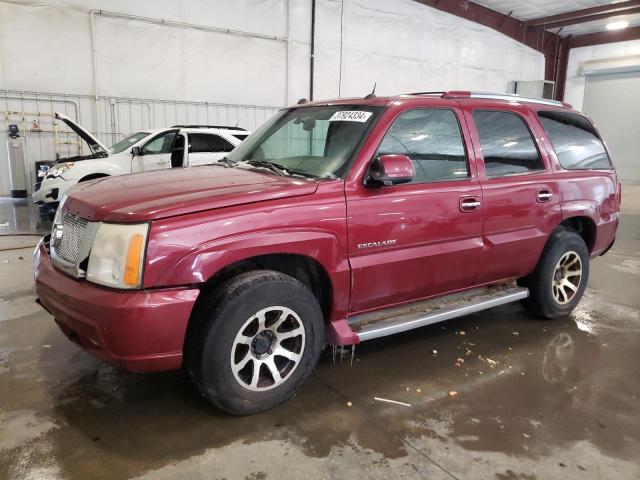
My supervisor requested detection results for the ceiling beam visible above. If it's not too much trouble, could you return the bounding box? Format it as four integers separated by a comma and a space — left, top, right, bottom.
569, 24, 640, 48
540, 6, 640, 29
414, 0, 558, 53
413, 1, 640, 102
527, 0, 640, 28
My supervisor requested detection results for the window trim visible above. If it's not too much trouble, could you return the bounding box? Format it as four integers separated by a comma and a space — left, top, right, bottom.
371, 107, 472, 185
472, 108, 546, 179
536, 110, 613, 172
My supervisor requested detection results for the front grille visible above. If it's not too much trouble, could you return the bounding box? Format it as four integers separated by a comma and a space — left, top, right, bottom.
53, 212, 88, 264
50, 211, 99, 277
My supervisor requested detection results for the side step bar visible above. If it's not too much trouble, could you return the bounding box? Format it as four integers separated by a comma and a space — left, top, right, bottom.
349, 285, 529, 342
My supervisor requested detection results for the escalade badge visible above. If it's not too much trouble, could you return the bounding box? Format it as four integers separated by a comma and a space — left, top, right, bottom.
357, 239, 397, 249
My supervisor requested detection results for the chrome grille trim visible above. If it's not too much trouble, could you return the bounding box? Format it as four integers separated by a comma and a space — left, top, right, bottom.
50, 210, 100, 278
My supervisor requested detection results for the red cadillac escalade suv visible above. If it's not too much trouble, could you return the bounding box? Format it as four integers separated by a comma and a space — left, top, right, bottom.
34, 91, 621, 415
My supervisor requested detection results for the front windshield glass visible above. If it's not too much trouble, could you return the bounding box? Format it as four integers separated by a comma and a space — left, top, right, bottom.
226, 105, 383, 178
110, 132, 150, 154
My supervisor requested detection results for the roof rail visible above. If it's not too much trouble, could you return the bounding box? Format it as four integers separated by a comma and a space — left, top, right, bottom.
171, 125, 247, 131
444, 91, 568, 107
404, 91, 447, 96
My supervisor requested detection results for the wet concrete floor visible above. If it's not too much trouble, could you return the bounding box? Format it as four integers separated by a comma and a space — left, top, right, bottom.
0, 189, 639, 480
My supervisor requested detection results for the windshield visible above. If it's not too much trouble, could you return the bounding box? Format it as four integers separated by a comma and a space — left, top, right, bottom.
226, 105, 383, 178
110, 131, 150, 154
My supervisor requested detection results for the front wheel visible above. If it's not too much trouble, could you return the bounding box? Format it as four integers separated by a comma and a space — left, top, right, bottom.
186, 270, 324, 415
519, 229, 590, 319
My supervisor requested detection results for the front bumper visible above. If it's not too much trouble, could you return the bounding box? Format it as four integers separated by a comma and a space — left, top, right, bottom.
32, 176, 72, 204
34, 238, 199, 372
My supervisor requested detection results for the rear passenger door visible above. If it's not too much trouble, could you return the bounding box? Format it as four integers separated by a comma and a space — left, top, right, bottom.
461, 103, 562, 283
346, 106, 484, 313
186, 133, 235, 166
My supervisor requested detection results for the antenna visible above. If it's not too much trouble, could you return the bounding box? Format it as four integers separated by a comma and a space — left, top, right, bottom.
364, 83, 377, 99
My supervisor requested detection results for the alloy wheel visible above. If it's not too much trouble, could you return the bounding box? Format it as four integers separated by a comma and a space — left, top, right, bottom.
551, 251, 582, 305
230, 306, 305, 391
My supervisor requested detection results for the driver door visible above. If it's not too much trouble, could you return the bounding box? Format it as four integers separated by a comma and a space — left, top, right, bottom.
131, 130, 178, 172
346, 106, 484, 313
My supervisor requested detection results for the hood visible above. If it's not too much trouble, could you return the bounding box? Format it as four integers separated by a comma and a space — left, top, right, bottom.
55, 112, 110, 158
63, 166, 319, 222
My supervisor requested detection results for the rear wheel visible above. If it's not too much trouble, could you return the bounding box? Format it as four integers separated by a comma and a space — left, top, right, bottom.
519, 229, 589, 319
186, 270, 324, 415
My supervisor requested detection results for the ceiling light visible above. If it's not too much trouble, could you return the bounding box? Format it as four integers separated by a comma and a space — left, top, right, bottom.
606, 20, 629, 31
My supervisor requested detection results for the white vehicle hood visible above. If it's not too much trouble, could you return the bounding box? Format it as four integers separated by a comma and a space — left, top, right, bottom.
55, 112, 111, 158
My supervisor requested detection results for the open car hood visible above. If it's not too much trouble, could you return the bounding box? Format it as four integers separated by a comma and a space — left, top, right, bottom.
55, 112, 110, 158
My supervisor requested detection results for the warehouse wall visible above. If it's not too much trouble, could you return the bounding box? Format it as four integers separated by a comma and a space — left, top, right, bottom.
0, 0, 545, 195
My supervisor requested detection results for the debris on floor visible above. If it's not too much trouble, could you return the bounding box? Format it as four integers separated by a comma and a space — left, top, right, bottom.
432, 349, 438, 356
478, 355, 498, 367
448, 391, 458, 397
346, 401, 352, 407
374, 397, 411, 407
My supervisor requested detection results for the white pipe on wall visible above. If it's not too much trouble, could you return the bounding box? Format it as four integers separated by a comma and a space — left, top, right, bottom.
89, 9, 289, 43
284, 0, 291, 106
89, 10, 100, 136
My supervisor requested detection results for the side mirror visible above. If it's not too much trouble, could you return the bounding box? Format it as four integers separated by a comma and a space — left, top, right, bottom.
131, 146, 142, 156
364, 154, 414, 187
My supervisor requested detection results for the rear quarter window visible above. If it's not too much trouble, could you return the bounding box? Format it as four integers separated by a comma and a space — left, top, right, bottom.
189, 133, 235, 153
537, 111, 612, 170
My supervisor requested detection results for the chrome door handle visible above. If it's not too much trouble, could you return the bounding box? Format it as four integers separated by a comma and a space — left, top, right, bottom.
460, 197, 481, 212
537, 189, 553, 202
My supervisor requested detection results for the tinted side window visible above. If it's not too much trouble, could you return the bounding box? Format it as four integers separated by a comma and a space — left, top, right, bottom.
377, 109, 468, 183
473, 110, 543, 177
189, 134, 235, 153
142, 131, 177, 154
537, 111, 611, 170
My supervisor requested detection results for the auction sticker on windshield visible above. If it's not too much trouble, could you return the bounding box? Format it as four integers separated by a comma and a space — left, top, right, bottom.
329, 111, 373, 122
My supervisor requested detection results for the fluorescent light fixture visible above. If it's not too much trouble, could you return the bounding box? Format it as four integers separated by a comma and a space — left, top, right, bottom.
606, 20, 629, 31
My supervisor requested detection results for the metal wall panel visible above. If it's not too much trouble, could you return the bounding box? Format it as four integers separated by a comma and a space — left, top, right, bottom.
0, 90, 280, 195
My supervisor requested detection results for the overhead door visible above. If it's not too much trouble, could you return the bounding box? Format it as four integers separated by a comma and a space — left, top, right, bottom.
583, 71, 640, 182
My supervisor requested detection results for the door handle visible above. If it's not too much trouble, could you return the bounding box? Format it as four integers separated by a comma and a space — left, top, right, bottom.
460, 196, 481, 212
536, 189, 553, 202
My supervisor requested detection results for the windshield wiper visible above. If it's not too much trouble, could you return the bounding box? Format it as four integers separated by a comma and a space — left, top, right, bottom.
237, 159, 319, 180
240, 160, 291, 177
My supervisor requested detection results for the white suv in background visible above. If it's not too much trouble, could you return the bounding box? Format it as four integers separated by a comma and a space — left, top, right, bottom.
33, 113, 250, 211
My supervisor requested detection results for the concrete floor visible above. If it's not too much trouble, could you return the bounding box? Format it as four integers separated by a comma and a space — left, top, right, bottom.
0, 188, 639, 480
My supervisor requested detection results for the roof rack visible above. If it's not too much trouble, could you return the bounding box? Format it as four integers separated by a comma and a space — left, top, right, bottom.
171, 125, 247, 131
404, 91, 446, 96
406, 91, 569, 107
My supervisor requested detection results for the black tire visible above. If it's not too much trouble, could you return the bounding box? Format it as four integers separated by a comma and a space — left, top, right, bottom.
519, 229, 590, 319
185, 270, 324, 415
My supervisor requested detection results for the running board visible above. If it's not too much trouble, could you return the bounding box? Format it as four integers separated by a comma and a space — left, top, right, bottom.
349, 284, 529, 342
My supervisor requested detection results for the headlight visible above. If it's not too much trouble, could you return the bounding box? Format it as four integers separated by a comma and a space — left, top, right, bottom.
87, 223, 149, 289
47, 162, 75, 178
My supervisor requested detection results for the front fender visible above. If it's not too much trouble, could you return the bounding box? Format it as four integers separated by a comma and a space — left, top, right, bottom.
146, 228, 351, 323
63, 159, 128, 181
